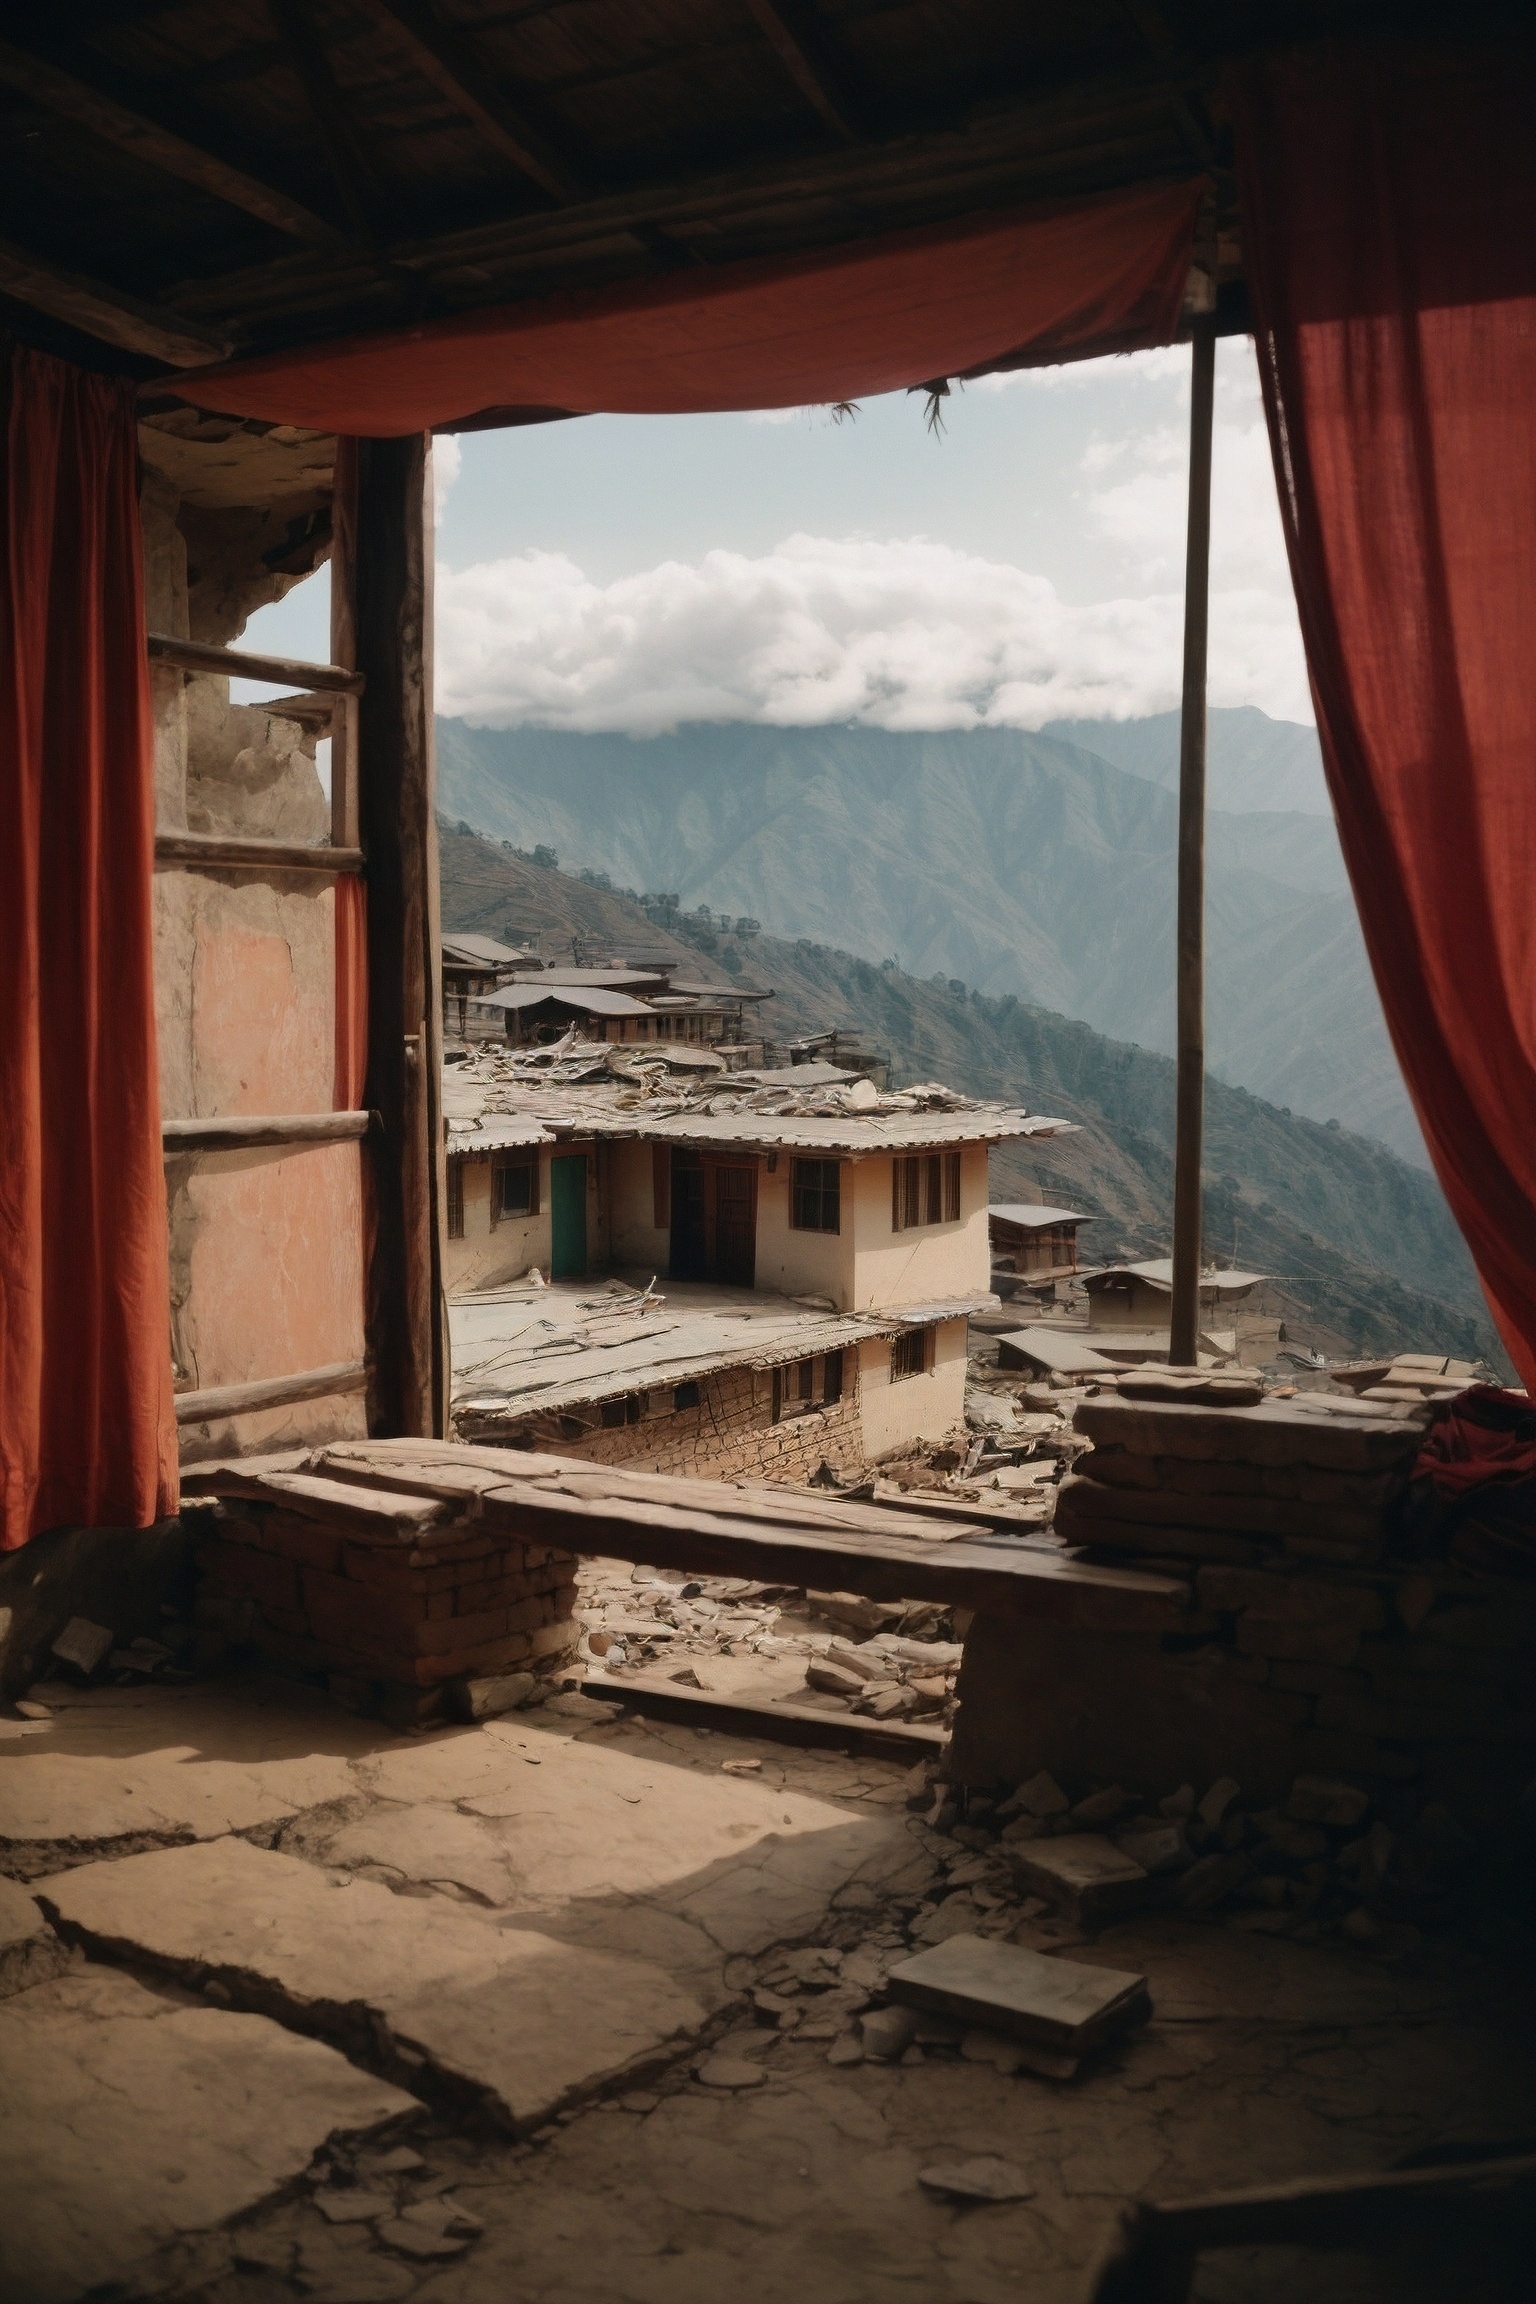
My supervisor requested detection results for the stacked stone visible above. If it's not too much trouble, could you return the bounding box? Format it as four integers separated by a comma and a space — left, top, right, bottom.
1056, 1393, 1421, 1568
949, 1391, 1536, 1829
195, 1492, 579, 1722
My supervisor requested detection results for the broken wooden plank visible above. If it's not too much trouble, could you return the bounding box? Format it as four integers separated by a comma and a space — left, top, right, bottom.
222, 1470, 452, 1538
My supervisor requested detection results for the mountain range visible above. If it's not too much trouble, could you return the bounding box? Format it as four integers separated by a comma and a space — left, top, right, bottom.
436, 710, 1420, 1165
436, 823, 1503, 1372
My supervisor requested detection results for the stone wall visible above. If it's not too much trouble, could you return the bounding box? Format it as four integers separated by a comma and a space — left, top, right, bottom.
468, 1363, 867, 1486
948, 1391, 1536, 1832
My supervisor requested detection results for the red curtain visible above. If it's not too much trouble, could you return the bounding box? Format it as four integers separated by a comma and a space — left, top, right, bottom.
186, 180, 1202, 436
0, 347, 178, 1547
1233, 37, 1536, 1388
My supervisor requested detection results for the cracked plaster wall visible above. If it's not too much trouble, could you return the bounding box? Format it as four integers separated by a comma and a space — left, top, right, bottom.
142, 452, 364, 1455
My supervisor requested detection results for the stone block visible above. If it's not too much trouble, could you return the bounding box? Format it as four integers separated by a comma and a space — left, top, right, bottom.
1235, 1616, 1368, 1667
1059, 1470, 1384, 1548
1074, 1395, 1424, 1472
1009, 1834, 1149, 1923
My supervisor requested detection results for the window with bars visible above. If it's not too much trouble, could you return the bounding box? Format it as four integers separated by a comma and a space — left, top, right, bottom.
493, 1156, 539, 1222
890, 1326, 932, 1380
446, 1159, 464, 1240
891, 1150, 961, 1231
790, 1156, 841, 1232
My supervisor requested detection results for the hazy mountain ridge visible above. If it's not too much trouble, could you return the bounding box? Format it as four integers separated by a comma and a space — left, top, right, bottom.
436, 711, 1420, 1165
436, 824, 1502, 1371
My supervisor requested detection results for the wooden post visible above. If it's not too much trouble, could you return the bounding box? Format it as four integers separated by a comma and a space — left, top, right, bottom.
354, 434, 450, 1439
1169, 321, 1216, 1370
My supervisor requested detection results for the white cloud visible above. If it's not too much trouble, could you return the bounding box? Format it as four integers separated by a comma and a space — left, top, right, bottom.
437, 527, 1308, 734
434, 341, 1311, 735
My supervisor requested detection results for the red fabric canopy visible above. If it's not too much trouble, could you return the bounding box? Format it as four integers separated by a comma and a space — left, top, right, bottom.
0, 347, 178, 1548
186, 180, 1202, 435
1234, 36, 1536, 1389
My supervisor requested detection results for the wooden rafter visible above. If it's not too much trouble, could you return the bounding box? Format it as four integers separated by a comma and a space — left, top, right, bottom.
0, 33, 346, 250
744, 0, 859, 142
266, 0, 386, 243
353, 0, 586, 203
0, 234, 231, 367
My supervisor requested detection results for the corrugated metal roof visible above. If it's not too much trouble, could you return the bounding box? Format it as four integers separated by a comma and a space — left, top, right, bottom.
450, 1278, 903, 1420
441, 932, 525, 969
1082, 1259, 1266, 1295
990, 1203, 1091, 1229
478, 983, 655, 1017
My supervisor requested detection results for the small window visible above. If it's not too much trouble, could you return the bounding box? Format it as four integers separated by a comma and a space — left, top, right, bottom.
673, 1380, 700, 1411
822, 1349, 844, 1406
446, 1159, 464, 1240
600, 1392, 646, 1428
494, 1157, 538, 1221
791, 1157, 840, 1233
891, 1327, 931, 1381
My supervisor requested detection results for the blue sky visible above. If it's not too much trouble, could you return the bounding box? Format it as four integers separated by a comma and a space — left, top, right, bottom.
247, 336, 1311, 732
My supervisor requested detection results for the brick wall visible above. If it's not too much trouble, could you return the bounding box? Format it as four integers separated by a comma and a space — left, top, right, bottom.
195, 1499, 580, 1720
481, 1363, 868, 1486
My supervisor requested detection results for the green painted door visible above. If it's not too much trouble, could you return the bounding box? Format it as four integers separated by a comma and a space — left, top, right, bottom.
550, 1154, 588, 1279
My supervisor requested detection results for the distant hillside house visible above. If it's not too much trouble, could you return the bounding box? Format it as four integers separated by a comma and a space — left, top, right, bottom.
989, 1203, 1090, 1291
442, 1041, 1075, 1481
453, 956, 770, 1052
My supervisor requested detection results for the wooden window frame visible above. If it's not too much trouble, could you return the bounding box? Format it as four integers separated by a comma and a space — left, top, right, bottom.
790, 1156, 841, 1233
893, 1150, 962, 1232
446, 1158, 465, 1240
890, 1326, 932, 1381
492, 1154, 539, 1225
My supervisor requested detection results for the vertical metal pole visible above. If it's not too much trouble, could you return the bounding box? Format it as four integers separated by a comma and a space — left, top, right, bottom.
1169, 321, 1216, 1369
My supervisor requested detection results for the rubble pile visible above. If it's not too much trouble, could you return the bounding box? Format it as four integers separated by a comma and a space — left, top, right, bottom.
573, 1562, 966, 1724
907, 1762, 1488, 1953
445, 1034, 1023, 1127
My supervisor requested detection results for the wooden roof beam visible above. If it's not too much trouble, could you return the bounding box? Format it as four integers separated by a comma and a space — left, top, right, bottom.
0, 34, 347, 251
0, 234, 232, 368
353, 0, 587, 204
745, 0, 860, 143
266, 0, 386, 245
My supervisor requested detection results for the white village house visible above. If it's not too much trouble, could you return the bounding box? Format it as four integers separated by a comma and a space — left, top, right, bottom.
442, 1041, 1075, 1480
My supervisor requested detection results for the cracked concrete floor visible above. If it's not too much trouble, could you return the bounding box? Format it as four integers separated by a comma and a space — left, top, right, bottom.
2, 1667, 1533, 2304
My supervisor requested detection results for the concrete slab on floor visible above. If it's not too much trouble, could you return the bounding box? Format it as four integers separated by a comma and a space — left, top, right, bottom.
0, 1963, 418, 2304
0, 1675, 391, 1866
37, 1836, 710, 2131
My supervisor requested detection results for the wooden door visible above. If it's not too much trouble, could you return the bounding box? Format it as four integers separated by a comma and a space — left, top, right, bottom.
711, 1163, 757, 1287
550, 1154, 588, 1279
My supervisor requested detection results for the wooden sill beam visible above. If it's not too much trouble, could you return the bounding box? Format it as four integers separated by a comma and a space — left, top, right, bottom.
175, 1362, 369, 1425
147, 633, 365, 693
154, 831, 364, 875
162, 1111, 375, 1153
0, 34, 345, 250
354, 0, 586, 203
0, 234, 231, 368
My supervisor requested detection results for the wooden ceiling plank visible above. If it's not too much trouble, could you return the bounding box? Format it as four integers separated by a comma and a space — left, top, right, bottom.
0, 33, 347, 250
266, 0, 385, 244
744, 0, 860, 142
353, 0, 587, 203
0, 232, 232, 366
